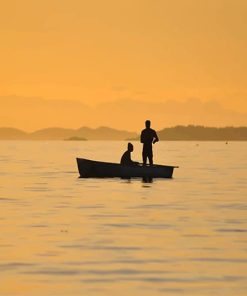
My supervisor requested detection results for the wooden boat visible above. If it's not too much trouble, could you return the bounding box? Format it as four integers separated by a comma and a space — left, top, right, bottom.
76, 158, 178, 178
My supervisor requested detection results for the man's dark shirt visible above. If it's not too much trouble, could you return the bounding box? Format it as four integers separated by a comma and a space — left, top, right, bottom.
120, 151, 133, 165
141, 128, 159, 151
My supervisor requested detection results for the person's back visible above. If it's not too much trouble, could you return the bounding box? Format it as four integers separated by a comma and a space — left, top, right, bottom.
120, 150, 132, 165
120, 143, 138, 165
141, 128, 158, 147
140, 120, 159, 165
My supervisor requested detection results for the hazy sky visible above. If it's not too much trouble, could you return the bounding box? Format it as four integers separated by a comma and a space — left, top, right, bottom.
0, 0, 246, 129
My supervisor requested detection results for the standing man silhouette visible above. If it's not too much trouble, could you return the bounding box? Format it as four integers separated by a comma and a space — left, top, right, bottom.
140, 120, 159, 165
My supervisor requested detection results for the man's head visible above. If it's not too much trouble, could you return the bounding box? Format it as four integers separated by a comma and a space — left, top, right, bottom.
145, 120, 151, 128
127, 142, 134, 152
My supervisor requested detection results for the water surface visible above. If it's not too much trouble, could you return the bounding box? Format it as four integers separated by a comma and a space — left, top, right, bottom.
0, 141, 246, 295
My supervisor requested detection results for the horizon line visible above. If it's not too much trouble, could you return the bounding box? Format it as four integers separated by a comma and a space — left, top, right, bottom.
1, 124, 247, 134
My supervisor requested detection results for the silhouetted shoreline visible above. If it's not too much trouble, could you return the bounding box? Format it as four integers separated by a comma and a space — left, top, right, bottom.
157, 125, 247, 141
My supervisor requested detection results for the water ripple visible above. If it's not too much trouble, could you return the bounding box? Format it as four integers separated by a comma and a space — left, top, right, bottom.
59, 244, 143, 251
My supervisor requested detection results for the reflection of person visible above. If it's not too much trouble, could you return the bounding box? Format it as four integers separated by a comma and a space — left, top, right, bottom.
140, 120, 159, 165
120, 143, 139, 165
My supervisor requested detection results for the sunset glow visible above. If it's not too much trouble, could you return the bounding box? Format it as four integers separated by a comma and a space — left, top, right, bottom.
1, 0, 246, 130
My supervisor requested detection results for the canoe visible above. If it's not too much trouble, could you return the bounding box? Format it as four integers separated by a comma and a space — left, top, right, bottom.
76, 158, 177, 178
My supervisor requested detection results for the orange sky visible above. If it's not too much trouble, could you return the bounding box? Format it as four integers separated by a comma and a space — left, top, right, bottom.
0, 0, 246, 130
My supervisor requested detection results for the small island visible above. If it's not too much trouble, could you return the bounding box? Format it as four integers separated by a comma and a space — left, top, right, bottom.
64, 136, 87, 141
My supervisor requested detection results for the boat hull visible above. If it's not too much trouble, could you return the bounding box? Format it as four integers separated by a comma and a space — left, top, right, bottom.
76, 158, 176, 178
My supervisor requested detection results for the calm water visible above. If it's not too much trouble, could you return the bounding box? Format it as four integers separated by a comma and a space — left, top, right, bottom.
0, 141, 247, 296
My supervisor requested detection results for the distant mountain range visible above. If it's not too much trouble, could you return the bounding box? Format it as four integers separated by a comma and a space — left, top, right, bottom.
0, 126, 137, 140
0, 125, 247, 141
157, 126, 247, 141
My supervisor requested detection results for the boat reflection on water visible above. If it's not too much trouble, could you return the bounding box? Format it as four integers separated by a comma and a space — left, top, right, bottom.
142, 177, 153, 183
121, 177, 154, 183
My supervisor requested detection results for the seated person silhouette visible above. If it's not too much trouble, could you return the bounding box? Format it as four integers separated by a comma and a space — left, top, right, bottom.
120, 143, 139, 165
140, 120, 159, 165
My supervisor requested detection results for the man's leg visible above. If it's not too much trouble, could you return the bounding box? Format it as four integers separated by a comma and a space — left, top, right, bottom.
147, 148, 153, 165
148, 154, 153, 165
142, 151, 147, 165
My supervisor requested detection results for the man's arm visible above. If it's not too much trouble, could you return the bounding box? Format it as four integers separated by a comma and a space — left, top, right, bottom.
153, 131, 159, 144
